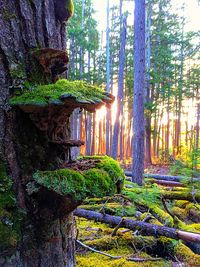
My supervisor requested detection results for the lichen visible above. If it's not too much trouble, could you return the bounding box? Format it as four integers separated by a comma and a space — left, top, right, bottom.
9, 79, 111, 106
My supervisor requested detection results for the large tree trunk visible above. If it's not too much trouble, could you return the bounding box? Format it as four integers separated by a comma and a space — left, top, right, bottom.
0, 1, 76, 266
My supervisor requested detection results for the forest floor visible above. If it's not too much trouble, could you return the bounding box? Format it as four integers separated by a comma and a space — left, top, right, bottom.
121, 162, 170, 175
75, 165, 200, 267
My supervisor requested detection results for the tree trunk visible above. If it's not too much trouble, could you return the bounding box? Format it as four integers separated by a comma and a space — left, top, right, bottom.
145, 0, 152, 166
111, 12, 127, 159
0, 1, 76, 266
132, 0, 145, 185
91, 112, 96, 155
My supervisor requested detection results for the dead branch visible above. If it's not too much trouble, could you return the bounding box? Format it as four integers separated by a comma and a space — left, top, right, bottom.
76, 240, 121, 259
124, 171, 200, 182
74, 208, 200, 243
76, 240, 162, 262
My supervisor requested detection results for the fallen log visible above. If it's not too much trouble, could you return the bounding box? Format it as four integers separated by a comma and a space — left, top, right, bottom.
74, 208, 200, 243
125, 171, 200, 182
147, 179, 185, 187
125, 187, 200, 202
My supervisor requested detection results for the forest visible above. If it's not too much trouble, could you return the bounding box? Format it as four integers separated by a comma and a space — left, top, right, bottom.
0, 0, 199, 266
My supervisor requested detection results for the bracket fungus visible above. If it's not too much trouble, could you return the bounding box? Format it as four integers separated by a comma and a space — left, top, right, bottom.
27, 156, 125, 217
9, 75, 121, 220
9, 79, 114, 144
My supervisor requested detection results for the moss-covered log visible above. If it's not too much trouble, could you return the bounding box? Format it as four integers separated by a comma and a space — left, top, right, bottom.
74, 208, 200, 243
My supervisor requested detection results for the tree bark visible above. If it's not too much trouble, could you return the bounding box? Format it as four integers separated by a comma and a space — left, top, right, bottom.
145, 0, 152, 166
111, 9, 127, 159
0, 1, 76, 266
132, 0, 145, 184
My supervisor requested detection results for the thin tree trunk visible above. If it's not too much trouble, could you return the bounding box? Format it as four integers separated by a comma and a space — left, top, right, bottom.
111, 12, 127, 159
145, 0, 152, 165
91, 112, 96, 155
132, 0, 145, 185
106, 0, 111, 155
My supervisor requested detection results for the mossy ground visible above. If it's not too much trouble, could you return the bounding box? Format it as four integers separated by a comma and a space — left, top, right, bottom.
75, 177, 200, 266
9, 79, 108, 106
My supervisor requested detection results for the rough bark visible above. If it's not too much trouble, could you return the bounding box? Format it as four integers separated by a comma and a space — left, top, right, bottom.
106, 0, 110, 156
111, 13, 127, 159
145, 0, 152, 166
132, 0, 145, 184
0, 1, 76, 266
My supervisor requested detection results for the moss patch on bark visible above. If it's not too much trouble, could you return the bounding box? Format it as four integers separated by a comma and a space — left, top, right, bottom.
9, 79, 111, 106
32, 156, 125, 202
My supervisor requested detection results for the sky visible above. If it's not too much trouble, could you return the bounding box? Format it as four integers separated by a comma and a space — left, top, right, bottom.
92, 0, 200, 33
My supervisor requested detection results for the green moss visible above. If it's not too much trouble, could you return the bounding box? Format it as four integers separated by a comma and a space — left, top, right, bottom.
33, 157, 124, 202
33, 168, 87, 201
0, 161, 22, 250
81, 156, 125, 185
173, 200, 189, 208
84, 168, 115, 198
66, 0, 74, 18
80, 203, 136, 217
9, 79, 108, 106
160, 237, 200, 265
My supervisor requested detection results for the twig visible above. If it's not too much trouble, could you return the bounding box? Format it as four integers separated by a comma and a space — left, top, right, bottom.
191, 186, 198, 205
114, 194, 132, 203
76, 240, 122, 259
161, 197, 175, 219
76, 240, 162, 262
111, 218, 124, 237
127, 257, 162, 262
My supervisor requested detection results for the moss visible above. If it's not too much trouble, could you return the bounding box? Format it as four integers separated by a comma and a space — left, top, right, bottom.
173, 200, 189, 208
2, 8, 17, 20
159, 237, 200, 264
9, 79, 108, 106
171, 206, 186, 221
33, 157, 124, 202
84, 169, 115, 198
9, 64, 26, 80
33, 168, 87, 201
81, 156, 125, 186
0, 161, 22, 251
66, 0, 74, 18
76, 218, 169, 266
76, 249, 167, 267
80, 203, 136, 217
173, 242, 200, 265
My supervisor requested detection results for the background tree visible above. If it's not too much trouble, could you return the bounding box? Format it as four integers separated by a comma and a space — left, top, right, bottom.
132, 0, 146, 184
